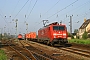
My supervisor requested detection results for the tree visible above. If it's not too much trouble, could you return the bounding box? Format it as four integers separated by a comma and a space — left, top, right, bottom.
74, 29, 78, 33
68, 32, 71, 37
82, 31, 88, 39
74, 29, 79, 39
68, 32, 74, 39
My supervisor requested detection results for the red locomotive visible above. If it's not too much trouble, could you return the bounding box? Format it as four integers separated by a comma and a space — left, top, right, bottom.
38, 22, 68, 46
18, 34, 23, 40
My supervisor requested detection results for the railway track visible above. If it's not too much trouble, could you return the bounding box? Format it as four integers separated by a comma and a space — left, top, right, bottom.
58, 47, 90, 58
30, 39, 90, 59
20, 40, 58, 60
1, 40, 58, 60
2, 39, 90, 60
27, 40, 90, 60
7, 40, 52, 60
8, 45, 29, 60
5, 40, 36, 60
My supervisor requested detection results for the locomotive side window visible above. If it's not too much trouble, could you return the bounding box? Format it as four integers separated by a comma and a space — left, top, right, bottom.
53, 26, 65, 30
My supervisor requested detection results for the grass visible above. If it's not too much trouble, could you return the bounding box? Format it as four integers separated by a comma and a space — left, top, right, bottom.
68, 39, 90, 45
0, 50, 7, 60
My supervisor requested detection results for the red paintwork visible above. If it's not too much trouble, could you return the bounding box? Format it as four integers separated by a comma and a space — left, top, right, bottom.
18, 34, 23, 39
25, 32, 36, 39
38, 22, 68, 42
29, 32, 36, 39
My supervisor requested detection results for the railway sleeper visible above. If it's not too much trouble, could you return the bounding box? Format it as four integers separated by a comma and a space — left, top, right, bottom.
31, 51, 52, 60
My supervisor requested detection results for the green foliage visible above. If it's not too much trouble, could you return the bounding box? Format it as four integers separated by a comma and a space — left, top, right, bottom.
71, 35, 74, 39
68, 32, 74, 39
0, 50, 7, 60
82, 31, 88, 39
76, 35, 79, 39
36, 35, 38, 38
68, 32, 71, 37
0, 34, 2, 40
74, 29, 78, 33
68, 39, 90, 45
88, 34, 90, 38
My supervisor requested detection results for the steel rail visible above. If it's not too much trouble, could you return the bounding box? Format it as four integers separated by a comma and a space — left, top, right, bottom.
23, 41, 58, 60
19, 41, 37, 60
60, 47, 90, 58
8, 45, 28, 60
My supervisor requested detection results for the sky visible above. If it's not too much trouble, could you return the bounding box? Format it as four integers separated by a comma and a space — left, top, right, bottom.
0, 0, 90, 35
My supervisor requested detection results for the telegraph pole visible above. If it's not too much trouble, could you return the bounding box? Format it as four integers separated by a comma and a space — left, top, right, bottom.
26, 23, 28, 33
24, 21, 28, 34
70, 16, 72, 35
24, 21, 28, 41
15, 19, 18, 40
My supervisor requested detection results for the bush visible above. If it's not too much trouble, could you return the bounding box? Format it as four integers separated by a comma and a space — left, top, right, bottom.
88, 34, 90, 38
68, 32, 71, 37
0, 50, 7, 60
71, 35, 74, 39
68, 39, 90, 45
82, 31, 88, 39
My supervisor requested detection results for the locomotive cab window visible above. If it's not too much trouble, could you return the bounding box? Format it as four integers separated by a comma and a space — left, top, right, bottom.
53, 26, 65, 30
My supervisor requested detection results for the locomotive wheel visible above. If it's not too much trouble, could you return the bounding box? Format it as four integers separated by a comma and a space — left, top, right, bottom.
37, 39, 40, 43
46, 41, 50, 46
50, 42, 54, 46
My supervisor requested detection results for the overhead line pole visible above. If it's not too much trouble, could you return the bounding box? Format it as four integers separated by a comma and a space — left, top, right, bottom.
70, 16, 72, 35
15, 19, 18, 41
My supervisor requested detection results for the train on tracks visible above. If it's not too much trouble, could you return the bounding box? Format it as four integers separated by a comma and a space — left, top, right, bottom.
38, 22, 68, 46
18, 22, 68, 46
18, 34, 23, 40
24, 32, 36, 40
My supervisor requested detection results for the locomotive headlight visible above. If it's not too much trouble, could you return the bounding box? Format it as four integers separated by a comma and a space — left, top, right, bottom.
54, 36, 56, 38
53, 33, 56, 35
63, 34, 66, 36
63, 34, 66, 38
53, 33, 56, 38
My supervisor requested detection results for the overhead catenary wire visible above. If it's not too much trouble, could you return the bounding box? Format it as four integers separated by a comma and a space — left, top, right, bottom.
11, 0, 21, 15
26, 0, 38, 21
67, 0, 90, 18
0, 9, 4, 16
20, 0, 38, 33
73, 10, 90, 20
25, 0, 32, 16
9, 0, 29, 35
43, 0, 61, 15
14, 0, 29, 19
33, 0, 78, 29
32, 0, 61, 29
58, 0, 90, 23
0, 13, 9, 28
58, 0, 90, 18
2, 0, 88, 34
47, 0, 78, 19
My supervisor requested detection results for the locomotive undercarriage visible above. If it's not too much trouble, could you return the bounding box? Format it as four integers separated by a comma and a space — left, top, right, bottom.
38, 38, 68, 46
51, 38, 68, 46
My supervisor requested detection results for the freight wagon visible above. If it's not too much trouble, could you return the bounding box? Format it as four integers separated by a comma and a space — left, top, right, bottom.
25, 32, 36, 40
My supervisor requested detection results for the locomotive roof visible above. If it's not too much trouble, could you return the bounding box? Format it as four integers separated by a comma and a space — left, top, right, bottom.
39, 22, 66, 30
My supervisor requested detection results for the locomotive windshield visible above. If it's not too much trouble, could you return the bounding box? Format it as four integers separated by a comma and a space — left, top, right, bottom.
53, 26, 65, 30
